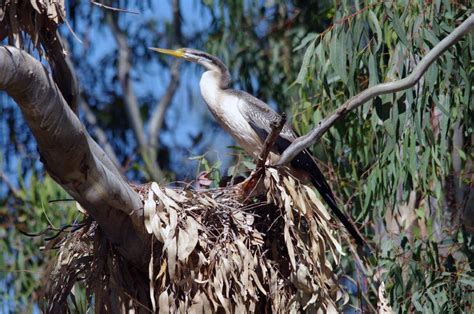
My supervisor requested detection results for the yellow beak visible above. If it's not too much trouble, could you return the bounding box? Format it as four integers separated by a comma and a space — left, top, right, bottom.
148, 47, 185, 58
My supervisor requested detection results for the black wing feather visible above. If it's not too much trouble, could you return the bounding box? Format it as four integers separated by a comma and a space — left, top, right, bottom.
248, 121, 365, 246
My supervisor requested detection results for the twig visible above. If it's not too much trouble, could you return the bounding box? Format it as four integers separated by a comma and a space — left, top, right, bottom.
90, 1, 139, 15
48, 198, 76, 203
18, 221, 87, 239
318, 1, 385, 40
240, 114, 286, 197
64, 17, 83, 44
278, 14, 474, 165
0, 170, 20, 197
256, 113, 287, 169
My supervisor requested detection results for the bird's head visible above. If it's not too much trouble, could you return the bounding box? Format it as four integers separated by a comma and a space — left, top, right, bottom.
149, 47, 228, 75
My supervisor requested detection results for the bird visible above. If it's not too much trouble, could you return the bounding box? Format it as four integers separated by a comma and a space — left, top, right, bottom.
150, 47, 366, 247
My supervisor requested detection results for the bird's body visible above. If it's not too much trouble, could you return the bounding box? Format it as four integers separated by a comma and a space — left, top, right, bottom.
199, 71, 264, 155
199, 70, 297, 161
150, 47, 366, 247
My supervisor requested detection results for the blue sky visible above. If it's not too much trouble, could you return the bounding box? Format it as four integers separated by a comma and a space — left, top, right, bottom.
0, 0, 238, 196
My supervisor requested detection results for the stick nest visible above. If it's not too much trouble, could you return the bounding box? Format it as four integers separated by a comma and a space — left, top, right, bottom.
44, 168, 348, 312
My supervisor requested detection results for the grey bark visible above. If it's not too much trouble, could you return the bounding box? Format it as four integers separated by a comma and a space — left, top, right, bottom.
0, 46, 150, 267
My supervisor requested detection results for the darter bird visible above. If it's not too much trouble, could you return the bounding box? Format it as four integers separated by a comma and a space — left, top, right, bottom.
150, 47, 366, 247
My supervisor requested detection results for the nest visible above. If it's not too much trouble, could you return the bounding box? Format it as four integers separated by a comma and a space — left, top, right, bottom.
44, 167, 348, 312
0, 0, 66, 51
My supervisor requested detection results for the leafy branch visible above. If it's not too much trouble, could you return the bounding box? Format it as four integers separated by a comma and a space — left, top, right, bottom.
278, 14, 474, 165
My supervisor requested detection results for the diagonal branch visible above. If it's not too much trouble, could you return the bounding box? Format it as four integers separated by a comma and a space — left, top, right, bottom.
148, 60, 180, 160
40, 30, 79, 113
277, 14, 474, 165
0, 170, 20, 198
256, 113, 286, 169
0, 46, 150, 267
148, 0, 182, 169
106, 12, 163, 180
106, 12, 147, 150
90, 1, 140, 15
49, 34, 122, 168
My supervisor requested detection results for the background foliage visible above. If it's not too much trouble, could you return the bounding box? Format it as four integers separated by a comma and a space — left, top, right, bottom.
0, 0, 472, 312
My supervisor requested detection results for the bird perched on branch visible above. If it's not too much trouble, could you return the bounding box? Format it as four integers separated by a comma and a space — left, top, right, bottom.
150, 47, 366, 247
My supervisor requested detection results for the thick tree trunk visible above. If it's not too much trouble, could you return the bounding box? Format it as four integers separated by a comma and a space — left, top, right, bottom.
0, 46, 149, 267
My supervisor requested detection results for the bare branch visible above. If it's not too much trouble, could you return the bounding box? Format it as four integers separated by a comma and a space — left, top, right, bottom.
53, 36, 122, 168
256, 113, 286, 169
40, 30, 79, 113
106, 12, 163, 180
0, 170, 20, 198
278, 14, 474, 165
148, 61, 180, 161
0, 46, 150, 266
106, 13, 146, 149
90, 1, 140, 15
171, 0, 183, 44
146, 0, 182, 174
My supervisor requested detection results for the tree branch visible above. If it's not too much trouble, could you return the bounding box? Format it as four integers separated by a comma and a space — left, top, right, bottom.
90, 1, 140, 15
256, 113, 286, 169
0, 46, 150, 267
148, 0, 182, 169
148, 60, 180, 160
277, 14, 474, 165
0, 170, 20, 198
106, 12, 163, 180
40, 30, 79, 113
53, 35, 122, 169
107, 13, 146, 148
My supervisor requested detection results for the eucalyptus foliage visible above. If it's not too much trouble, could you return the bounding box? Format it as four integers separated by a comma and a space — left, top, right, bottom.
0, 0, 472, 312
205, 0, 473, 311
0, 172, 78, 312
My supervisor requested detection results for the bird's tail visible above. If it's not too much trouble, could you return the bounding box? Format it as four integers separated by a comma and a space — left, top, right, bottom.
290, 151, 369, 249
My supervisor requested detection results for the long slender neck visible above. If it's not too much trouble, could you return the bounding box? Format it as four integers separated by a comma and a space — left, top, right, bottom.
196, 54, 232, 89
213, 67, 231, 89
199, 70, 224, 112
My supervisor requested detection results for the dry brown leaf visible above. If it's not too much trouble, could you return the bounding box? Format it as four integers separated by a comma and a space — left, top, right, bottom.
158, 290, 170, 314
284, 224, 296, 269
377, 281, 393, 314
177, 228, 190, 261
30, 0, 42, 14
165, 187, 187, 203
131, 167, 345, 312
304, 186, 331, 221
164, 235, 177, 280
151, 214, 164, 242
149, 247, 156, 312
213, 276, 230, 313
144, 189, 156, 234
